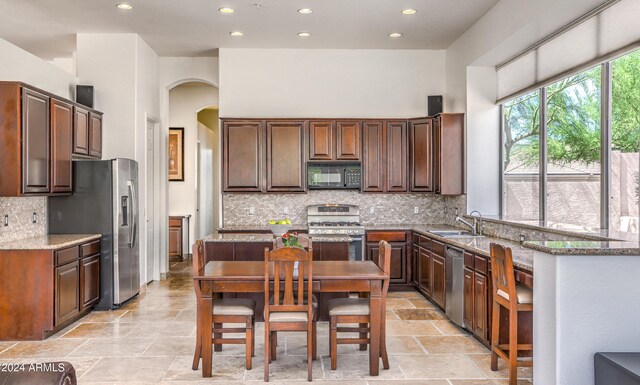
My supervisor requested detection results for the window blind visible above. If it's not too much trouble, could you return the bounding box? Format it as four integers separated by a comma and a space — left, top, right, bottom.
496, 0, 640, 102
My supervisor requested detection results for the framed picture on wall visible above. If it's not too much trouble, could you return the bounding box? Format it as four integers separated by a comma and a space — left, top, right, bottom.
168, 127, 184, 181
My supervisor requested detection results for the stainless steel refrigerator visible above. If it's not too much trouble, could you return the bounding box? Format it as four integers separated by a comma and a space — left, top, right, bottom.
49, 158, 140, 310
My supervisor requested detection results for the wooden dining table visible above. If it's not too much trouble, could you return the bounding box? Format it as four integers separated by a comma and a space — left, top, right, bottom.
193, 260, 388, 378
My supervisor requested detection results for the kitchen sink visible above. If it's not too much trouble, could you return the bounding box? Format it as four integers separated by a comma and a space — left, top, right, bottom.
428, 230, 484, 238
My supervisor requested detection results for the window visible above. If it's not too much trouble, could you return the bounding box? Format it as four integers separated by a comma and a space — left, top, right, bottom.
546, 66, 601, 229
502, 91, 540, 222
501, 49, 640, 232
610, 50, 640, 233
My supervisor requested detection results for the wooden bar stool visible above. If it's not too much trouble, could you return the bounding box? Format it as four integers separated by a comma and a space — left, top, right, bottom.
489, 243, 533, 385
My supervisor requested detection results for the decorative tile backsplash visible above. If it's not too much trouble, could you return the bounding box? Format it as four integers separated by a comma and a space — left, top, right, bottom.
223, 191, 467, 227
0, 197, 47, 243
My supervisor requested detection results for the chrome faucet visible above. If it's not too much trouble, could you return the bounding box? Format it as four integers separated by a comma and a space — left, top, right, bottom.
469, 210, 483, 235
455, 214, 478, 236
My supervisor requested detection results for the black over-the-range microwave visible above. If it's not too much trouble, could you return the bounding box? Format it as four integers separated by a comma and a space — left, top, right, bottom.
307, 163, 361, 189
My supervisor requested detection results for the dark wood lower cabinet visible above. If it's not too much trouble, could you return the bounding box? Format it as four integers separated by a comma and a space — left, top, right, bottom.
54, 260, 80, 326
80, 255, 100, 310
473, 272, 488, 341
419, 248, 431, 296
431, 253, 446, 309
463, 267, 474, 329
365, 231, 411, 289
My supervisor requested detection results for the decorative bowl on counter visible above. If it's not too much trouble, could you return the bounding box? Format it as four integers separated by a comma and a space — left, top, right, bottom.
268, 224, 292, 236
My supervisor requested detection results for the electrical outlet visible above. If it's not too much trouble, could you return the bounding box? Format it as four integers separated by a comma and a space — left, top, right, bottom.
414, 206, 419, 214
249, 207, 255, 215
283, 207, 289, 215
32, 212, 37, 224
369, 206, 375, 214
3, 214, 8, 227
519, 234, 526, 242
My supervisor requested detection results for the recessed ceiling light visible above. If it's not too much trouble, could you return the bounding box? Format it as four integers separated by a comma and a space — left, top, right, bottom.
389, 32, 403, 38
402, 9, 417, 15
297, 32, 311, 37
298, 8, 312, 14
230, 31, 244, 37
218, 7, 234, 14
116, 3, 132, 10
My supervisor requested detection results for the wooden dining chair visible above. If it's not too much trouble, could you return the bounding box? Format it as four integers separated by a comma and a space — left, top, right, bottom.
489, 243, 533, 385
327, 240, 391, 370
263, 244, 314, 382
192, 240, 256, 371
271, 235, 317, 361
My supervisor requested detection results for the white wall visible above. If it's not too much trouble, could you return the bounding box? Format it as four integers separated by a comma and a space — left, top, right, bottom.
466, 67, 500, 214
0, 37, 77, 98
219, 49, 445, 118
197, 120, 216, 238
168, 84, 219, 246
76, 33, 160, 285
77, 34, 137, 160
159, 57, 220, 264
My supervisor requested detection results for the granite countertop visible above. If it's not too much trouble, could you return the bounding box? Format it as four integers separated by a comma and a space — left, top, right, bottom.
523, 240, 640, 255
203, 232, 351, 243
218, 224, 308, 232
0, 234, 102, 250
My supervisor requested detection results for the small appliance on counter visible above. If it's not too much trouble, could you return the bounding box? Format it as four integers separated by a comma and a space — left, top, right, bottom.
307, 204, 365, 261
49, 158, 140, 310
307, 163, 361, 190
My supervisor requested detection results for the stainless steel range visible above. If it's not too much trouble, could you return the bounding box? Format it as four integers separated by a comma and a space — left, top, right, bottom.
307, 204, 365, 260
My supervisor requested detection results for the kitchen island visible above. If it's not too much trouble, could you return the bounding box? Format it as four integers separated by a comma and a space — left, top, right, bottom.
530, 241, 640, 385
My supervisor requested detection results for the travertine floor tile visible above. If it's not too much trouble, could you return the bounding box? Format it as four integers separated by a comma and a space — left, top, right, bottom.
385, 320, 442, 336
380, 336, 427, 355
80, 310, 128, 323
115, 309, 181, 323
431, 320, 469, 336
385, 298, 417, 309
161, 355, 246, 382
394, 354, 486, 379
0, 339, 86, 359
367, 380, 449, 385
449, 380, 532, 385
407, 298, 438, 309
417, 336, 488, 354
387, 291, 424, 299
61, 323, 137, 338
465, 353, 532, 380
67, 337, 153, 357
142, 337, 197, 357
394, 309, 447, 321
323, 354, 404, 381
128, 321, 195, 338
81, 356, 174, 382
243, 355, 324, 381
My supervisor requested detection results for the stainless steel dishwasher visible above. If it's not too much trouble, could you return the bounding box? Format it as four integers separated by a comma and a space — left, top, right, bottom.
445, 245, 465, 327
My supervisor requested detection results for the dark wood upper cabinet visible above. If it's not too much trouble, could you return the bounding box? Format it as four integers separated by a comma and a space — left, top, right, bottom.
385, 121, 408, 192
434, 113, 465, 195
409, 118, 433, 192
308, 120, 333, 160
88, 112, 102, 158
22, 87, 50, 194
266, 121, 305, 192
73, 106, 89, 156
362, 120, 407, 193
223, 120, 264, 192
336, 120, 361, 160
362, 121, 385, 192
50, 98, 73, 194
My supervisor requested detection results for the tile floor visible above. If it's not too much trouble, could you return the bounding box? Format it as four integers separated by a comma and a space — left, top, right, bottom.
0, 261, 533, 384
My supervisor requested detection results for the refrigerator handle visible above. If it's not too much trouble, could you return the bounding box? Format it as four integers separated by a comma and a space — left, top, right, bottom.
127, 181, 137, 248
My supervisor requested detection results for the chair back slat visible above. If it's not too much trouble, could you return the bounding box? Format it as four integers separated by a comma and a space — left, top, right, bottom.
192, 240, 205, 300
377, 240, 392, 296
489, 243, 517, 302
264, 245, 313, 317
